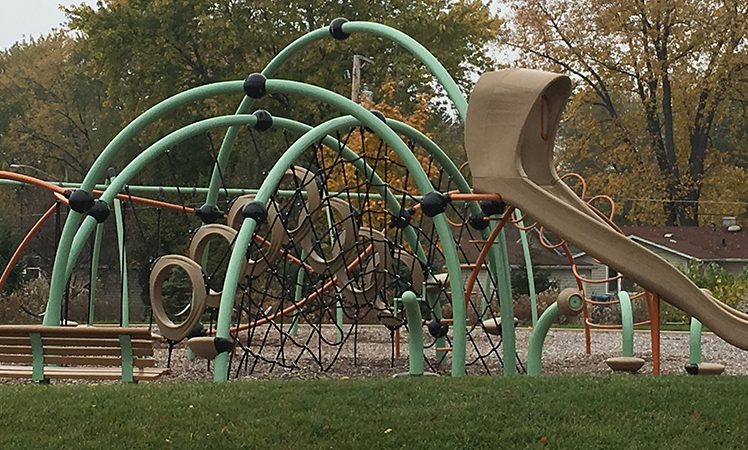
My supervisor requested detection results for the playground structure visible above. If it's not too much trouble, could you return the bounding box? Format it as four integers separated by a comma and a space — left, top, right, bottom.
0, 19, 741, 382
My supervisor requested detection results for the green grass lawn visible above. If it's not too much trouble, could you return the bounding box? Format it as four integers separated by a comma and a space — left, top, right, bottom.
0, 375, 745, 449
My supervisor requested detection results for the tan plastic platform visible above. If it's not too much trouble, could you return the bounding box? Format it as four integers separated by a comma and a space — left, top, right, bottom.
464, 68, 748, 350
605, 356, 646, 373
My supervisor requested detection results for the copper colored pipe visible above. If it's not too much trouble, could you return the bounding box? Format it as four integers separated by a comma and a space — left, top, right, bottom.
463, 206, 515, 304
0, 202, 60, 293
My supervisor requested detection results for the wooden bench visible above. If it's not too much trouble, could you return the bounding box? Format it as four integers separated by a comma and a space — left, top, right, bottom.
0, 325, 169, 383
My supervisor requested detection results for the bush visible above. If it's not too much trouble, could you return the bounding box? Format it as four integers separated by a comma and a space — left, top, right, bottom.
511, 265, 558, 299
687, 261, 748, 312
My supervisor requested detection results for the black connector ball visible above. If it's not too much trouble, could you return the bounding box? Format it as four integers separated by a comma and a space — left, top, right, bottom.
469, 212, 489, 230
243, 73, 267, 99
427, 320, 449, 338
242, 201, 268, 223
390, 207, 412, 229
329, 18, 350, 40
195, 204, 224, 224
68, 189, 95, 213
253, 109, 273, 131
420, 192, 450, 218
364, 109, 387, 132
186, 322, 207, 339
87, 199, 110, 223
480, 200, 506, 216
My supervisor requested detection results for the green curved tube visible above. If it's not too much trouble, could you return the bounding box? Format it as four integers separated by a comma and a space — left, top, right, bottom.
400, 291, 424, 376
213, 105, 465, 381
618, 291, 634, 357
690, 317, 702, 364
527, 303, 560, 376
65, 119, 426, 281
44, 81, 247, 325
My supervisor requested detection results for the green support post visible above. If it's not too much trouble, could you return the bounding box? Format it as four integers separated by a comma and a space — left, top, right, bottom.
30, 332, 45, 383
400, 291, 424, 376
113, 198, 129, 327
119, 334, 134, 383
289, 250, 306, 337
689, 317, 702, 365
514, 209, 538, 327
88, 223, 104, 325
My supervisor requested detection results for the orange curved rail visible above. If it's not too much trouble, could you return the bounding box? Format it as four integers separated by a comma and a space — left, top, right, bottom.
0, 202, 60, 293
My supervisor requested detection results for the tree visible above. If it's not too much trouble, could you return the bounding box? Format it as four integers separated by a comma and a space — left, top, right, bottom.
501, 0, 748, 225
0, 34, 122, 181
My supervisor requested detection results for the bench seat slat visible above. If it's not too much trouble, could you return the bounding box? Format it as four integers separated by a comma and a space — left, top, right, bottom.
0, 354, 158, 367
0, 326, 154, 338
0, 345, 153, 357
0, 337, 155, 348
0, 365, 169, 381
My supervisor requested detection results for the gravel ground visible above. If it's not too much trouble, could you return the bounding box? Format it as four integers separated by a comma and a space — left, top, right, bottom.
153, 325, 748, 382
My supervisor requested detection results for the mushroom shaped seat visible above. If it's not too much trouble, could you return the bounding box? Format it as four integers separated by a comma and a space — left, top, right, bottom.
186, 336, 235, 360
481, 317, 519, 336
684, 362, 725, 375
605, 356, 646, 373
425, 272, 449, 293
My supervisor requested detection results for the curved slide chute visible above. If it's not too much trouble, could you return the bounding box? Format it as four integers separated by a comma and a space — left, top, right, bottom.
464, 68, 748, 350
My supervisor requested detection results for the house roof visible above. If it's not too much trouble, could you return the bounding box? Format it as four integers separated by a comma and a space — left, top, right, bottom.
620, 225, 748, 261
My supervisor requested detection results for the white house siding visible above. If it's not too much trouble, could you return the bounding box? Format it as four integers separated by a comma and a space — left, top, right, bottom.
710, 261, 748, 276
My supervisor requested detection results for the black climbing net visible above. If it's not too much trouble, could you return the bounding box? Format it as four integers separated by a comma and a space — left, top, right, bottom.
150, 125, 525, 377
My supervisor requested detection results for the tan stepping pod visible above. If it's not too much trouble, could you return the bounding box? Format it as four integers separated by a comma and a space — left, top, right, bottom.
481, 317, 519, 336
186, 336, 235, 360
425, 272, 448, 293
605, 356, 646, 373
685, 362, 725, 375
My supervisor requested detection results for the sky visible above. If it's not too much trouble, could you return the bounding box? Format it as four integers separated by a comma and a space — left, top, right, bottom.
0, 1, 99, 50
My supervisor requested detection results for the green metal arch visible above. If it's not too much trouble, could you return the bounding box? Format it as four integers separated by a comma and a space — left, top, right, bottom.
44, 81, 248, 325
212, 81, 467, 380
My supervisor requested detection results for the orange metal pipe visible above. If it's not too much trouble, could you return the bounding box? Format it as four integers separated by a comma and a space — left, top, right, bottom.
0, 202, 60, 293
463, 206, 515, 304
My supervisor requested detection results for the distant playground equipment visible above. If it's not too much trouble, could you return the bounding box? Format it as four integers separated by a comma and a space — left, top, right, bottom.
1, 19, 742, 382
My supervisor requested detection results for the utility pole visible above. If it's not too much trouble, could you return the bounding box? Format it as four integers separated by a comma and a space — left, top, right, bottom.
351, 55, 373, 103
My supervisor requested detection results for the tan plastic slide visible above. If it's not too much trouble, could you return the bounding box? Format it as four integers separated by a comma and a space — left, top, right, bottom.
464, 68, 748, 350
